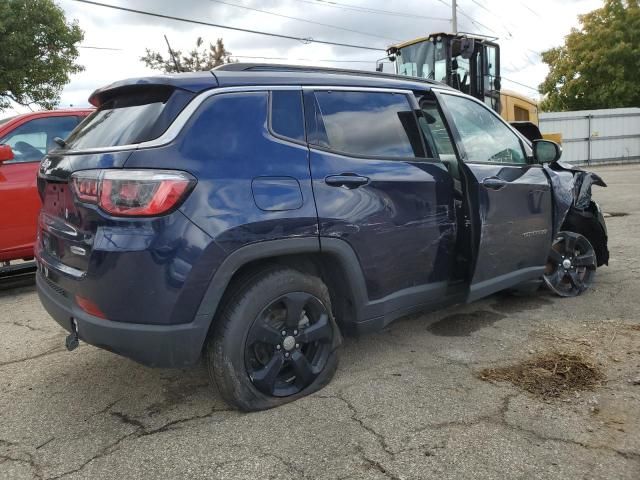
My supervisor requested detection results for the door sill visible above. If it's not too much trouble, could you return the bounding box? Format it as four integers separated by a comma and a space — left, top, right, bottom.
467, 266, 544, 303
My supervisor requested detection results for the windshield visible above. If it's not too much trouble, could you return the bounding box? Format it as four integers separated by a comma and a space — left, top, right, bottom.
395, 39, 448, 82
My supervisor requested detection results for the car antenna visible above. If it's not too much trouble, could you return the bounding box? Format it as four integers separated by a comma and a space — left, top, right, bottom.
164, 34, 182, 73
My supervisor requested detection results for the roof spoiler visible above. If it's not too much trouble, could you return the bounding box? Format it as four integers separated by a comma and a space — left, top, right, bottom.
88, 73, 219, 107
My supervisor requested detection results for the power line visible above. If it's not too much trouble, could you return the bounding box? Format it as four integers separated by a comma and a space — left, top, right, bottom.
454, 2, 541, 68
469, 0, 491, 15
72, 0, 544, 90
461, 0, 512, 38
233, 54, 376, 64
501, 76, 539, 92
513, 0, 543, 18
209, 0, 400, 43
436, 0, 502, 37
290, 0, 450, 22
63, 46, 379, 65
71, 0, 385, 52
78, 45, 123, 50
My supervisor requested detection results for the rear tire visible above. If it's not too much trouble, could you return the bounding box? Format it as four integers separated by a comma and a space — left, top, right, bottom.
207, 267, 340, 411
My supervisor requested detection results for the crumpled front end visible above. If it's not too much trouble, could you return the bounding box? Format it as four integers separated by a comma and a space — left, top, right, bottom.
544, 161, 609, 266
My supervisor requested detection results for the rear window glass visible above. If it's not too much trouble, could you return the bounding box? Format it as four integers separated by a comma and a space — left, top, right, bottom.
63, 87, 193, 150
313, 91, 425, 158
270, 90, 304, 141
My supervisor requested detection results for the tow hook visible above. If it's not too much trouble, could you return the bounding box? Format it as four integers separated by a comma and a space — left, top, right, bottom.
65, 318, 79, 351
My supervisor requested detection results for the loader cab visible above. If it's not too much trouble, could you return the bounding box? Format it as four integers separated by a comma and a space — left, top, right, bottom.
387, 33, 501, 114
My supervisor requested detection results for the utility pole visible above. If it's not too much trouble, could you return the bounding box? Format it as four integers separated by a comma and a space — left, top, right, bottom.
451, 0, 457, 34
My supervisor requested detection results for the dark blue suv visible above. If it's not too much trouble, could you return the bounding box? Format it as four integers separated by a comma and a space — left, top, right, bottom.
36, 65, 608, 410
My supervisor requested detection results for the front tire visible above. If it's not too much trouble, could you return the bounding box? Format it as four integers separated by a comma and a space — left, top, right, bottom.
543, 231, 597, 297
207, 267, 340, 411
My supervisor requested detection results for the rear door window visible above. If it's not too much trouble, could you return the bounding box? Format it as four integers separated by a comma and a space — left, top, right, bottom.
270, 90, 305, 142
63, 87, 193, 151
311, 90, 426, 158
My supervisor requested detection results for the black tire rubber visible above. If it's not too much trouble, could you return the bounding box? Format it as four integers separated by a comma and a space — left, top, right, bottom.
206, 267, 339, 411
543, 231, 597, 297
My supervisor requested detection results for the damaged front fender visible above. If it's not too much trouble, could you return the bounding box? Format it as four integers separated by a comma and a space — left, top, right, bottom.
543, 161, 609, 266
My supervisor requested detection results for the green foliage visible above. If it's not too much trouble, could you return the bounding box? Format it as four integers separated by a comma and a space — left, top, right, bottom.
0, 0, 84, 111
539, 0, 640, 111
141, 37, 234, 73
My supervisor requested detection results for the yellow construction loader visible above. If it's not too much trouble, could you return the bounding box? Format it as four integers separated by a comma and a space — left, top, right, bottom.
382, 33, 561, 143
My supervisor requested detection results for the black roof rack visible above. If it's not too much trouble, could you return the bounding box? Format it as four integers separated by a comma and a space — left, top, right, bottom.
213, 62, 442, 87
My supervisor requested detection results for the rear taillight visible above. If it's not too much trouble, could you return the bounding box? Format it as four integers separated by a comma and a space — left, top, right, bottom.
70, 170, 195, 217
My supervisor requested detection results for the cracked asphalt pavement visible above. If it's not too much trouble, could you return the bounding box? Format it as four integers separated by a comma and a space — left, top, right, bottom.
1, 165, 639, 479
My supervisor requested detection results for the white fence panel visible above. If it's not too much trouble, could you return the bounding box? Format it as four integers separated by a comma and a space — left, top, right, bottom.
539, 108, 640, 165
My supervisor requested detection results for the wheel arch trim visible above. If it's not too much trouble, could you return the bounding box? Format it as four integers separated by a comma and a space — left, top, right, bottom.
193, 237, 371, 338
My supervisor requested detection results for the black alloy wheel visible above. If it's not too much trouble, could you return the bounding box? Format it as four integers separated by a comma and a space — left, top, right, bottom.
245, 292, 334, 397
543, 231, 597, 297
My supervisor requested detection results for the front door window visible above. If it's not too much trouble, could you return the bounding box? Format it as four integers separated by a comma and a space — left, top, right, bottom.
0, 116, 79, 163
440, 94, 526, 164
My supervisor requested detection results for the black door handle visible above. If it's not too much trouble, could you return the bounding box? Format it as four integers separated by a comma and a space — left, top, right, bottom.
325, 174, 369, 189
482, 177, 507, 190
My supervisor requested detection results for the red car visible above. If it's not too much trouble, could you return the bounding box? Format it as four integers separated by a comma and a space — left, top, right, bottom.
0, 109, 92, 264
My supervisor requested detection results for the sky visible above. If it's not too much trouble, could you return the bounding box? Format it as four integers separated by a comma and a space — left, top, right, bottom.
9, 0, 603, 115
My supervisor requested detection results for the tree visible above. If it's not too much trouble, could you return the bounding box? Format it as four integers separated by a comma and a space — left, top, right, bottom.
539, 0, 640, 111
0, 0, 84, 111
141, 37, 234, 73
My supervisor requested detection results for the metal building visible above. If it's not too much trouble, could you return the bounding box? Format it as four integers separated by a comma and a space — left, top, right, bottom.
539, 107, 640, 165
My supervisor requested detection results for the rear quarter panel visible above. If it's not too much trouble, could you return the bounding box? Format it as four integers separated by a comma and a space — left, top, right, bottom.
125, 90, 319, 252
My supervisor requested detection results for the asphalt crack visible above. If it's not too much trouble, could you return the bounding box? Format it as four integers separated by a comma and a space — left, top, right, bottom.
318, 393, 395, 457
48, 407, 233, 479
47, 429, 140, 480
0, 439, 44, 479
260, 452, 307, 478
35, 437, 55, 450
12, 321, 50, 333
499, 412, 640, 463
0, 346, 66, 368
314, 393, 407, 479
355, 445, 402, 480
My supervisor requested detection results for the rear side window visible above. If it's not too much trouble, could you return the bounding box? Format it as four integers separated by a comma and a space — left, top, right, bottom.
270, 90, 304, 142
63, 86, 193, 150
312, 91, 425, 158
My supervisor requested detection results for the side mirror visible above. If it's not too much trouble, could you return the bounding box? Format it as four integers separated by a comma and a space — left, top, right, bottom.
533, 139, 562, 164
460, 38, 475, 59
0, 144, 14, 164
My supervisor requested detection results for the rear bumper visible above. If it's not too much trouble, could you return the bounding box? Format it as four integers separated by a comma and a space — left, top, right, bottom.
36, 272, 211, 368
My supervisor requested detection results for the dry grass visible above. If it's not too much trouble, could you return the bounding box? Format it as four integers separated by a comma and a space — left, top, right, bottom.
478, 352, 604, 398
